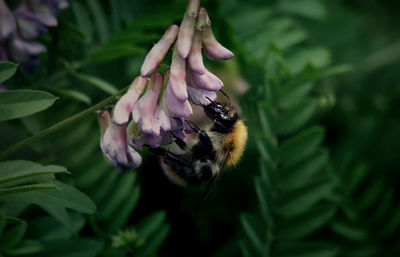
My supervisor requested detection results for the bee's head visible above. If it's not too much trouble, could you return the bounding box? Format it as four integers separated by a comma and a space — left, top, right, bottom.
203, 98, 238, 133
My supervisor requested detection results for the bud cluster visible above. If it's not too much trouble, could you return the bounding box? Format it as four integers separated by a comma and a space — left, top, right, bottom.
99, 0, 234, 171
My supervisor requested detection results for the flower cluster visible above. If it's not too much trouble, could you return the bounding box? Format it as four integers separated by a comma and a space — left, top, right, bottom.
0, 0, 68, 69
99, 0, 234, 171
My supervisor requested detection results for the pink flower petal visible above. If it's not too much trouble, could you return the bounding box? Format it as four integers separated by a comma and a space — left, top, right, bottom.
187, 84, 217, 106
101, 123, 141, 171
113, 76, 147, 125
165, 82, 193, 118
187, 31, 206, 75
200, 8, 234, 60
97, 110, 111, 136
191, 69, 223, 91
140, 25, 179, 77
132, 73, 165, 135
176, 0, 200, 59
169, 51, 188, 101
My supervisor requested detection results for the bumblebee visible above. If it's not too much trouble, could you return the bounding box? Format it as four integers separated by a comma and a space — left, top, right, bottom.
151, 94, 248, 206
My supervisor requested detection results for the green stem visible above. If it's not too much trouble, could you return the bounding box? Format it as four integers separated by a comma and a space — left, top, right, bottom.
0, 86, 129, 160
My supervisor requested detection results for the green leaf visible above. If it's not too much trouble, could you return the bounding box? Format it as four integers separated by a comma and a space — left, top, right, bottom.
105, 186, 140, 233
0, 62, 18, 83
279, 81, 314, 109
276, 179, 335, 217
0, 220, 27, 250
34, 238, 103, 257
40, 205, 75, 232
278, 0, 327, 21
89, 44, 144, 63
3, 240, 43, 255
278, 126, 325, 165
330, 220, 367, 241
276, 204, 336, 239
98, 172, 136, 221
286, 47, 331, 74
29, 214, 85, 240
136, 211, 167, 241
72, 72, 118, 95
280, 150, 329, 190
319, 64, 352, 78
380, 205, 400, 238
0, 183, 57, 197
0, 181, 96, 214
52, 88, 92, 105
275, 100, 317, 135
0, 160, 68, 185
72, 1, 93, 42
254, 178, 272, 223
275, 241, 339, 257
86, 0, 109, 43
0, 90, 57, 121
137, 224, 170, 257
356, 178, 385, 211
240, 213, 265, 254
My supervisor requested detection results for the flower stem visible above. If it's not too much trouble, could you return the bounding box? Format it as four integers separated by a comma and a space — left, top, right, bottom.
0, 86, 129, 161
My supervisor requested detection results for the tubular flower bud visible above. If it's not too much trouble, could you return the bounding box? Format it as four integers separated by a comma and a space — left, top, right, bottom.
186, 0, 200, 18
169, 50, 188, 101
191, 69, 223, 91
8, 34, 46, 67
15, 3, 48, 39
165, 81, 193, 118
97, 110, 112, 136
201, 8, 234, 60
0, 0, 16, 41
140, 25, 179, 77
132, 73, 171, 136
196, 7, 209, 31
176, 0, 200, 58
187, 31, 206, 75
113, 76, 147, 125
100, 122, 142, 172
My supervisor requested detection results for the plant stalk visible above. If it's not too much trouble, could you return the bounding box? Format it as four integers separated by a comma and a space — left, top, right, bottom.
0, 86, 129, 160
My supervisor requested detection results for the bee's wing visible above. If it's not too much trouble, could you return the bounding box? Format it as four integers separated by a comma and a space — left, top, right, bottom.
195, 147, 232, 211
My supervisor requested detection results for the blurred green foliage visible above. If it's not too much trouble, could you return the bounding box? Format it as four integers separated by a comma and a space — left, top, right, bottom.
0, 0, 399, 256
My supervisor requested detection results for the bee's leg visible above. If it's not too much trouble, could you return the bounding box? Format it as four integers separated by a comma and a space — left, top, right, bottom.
172, 136, 187, 150
186, 120, 201, 133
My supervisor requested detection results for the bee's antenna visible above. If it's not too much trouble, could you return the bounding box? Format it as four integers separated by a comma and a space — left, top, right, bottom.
205, 96, 214, 104
219, 90, 231, 105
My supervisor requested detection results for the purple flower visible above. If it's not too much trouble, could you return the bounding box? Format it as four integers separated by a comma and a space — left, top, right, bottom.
165, 81, 193, 118
132, 73, 171, 136
0, 0, 68, 69
169, 49, 188, 101
199, 7, 234, 61
191, 69, 223, 91
176, 0, 200, 58
15, 3, 48, 39
0, 0, 16, 41
0, 84, 7, 92
26, 0, 68, 27
0, 42, 7, 60
187, 31, 205, 74
7, 33, 46, 68
141, 25, 179, 77
187, 83, 217, 106
99, 110, 142, 171
113, 76, 147, 125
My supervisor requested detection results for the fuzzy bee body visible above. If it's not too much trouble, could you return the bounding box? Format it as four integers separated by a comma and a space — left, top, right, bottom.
152, 98, 248, 204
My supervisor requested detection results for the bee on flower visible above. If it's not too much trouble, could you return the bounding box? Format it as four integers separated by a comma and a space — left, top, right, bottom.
99, 0, 238, 173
